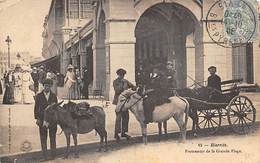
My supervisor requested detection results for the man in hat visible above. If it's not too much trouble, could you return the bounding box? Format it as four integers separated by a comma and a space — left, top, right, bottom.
143, 63, 169, 124
82, 67, 90, 99
34, 79, 57, 161
38, 65, 46, 93
207, 66, 221, 91
31, 67, 39, 94
166, 61, 177, 90
207, 66, 222, 102
113, 68, 134, 140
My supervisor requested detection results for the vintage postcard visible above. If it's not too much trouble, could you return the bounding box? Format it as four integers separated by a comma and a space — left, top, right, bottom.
0, 0, 260, 162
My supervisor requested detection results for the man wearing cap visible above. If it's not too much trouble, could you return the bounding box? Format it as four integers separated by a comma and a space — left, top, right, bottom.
113, 68, 134, 140
207, 66, 222, 102
207, 66, 221, 91
34, 79, 58, 161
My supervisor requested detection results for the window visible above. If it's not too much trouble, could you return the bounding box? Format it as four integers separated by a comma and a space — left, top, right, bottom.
232, 43, 254, 83
67, 0, 79, 19
66, 0, 92, 19
80, 0, 92, 19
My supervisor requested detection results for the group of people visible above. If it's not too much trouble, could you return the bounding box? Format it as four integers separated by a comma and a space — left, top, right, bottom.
112, 62, 222, 140
2, 64, 35, 104
1, 64, 60, 104
64, 64, 90, 100
31, 60, 222, 161
112, 60, 177, 140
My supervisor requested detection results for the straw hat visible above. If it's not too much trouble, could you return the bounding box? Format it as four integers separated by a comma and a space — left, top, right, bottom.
22, 66, 30, 72
67, 64, 74, 70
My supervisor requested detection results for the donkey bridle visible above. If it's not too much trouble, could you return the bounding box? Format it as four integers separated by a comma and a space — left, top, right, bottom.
120, 92, 144, 110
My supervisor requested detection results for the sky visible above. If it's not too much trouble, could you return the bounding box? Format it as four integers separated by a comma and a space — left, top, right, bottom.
0, 0, 52, 57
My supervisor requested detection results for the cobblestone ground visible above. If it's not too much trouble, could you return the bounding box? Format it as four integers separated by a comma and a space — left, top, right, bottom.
0, 92, 259, 157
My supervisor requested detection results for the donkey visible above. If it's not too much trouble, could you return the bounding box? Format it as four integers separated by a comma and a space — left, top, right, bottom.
116, 88, 189, 144
43, 101, 107, 159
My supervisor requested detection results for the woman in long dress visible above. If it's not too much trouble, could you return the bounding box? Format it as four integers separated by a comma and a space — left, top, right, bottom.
21, 66, 34, 104
13, 64, 23, 103
3, 69, 15, 104
64, 64, 76, 100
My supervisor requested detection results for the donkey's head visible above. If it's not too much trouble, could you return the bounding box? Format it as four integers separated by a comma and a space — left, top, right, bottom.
43, 101, 63, 128
117, 88, 145, 123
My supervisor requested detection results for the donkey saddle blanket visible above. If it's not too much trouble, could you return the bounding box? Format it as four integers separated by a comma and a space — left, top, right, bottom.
71, 102, 93, 119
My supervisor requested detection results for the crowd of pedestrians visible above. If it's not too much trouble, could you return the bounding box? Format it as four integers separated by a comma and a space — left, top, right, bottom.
2, 64, 35, 104
1, 64, 60, 104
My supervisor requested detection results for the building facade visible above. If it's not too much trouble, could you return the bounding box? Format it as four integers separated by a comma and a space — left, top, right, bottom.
45, 0, 260, 100
89, 0, 260, 100
42, 0, 94, 74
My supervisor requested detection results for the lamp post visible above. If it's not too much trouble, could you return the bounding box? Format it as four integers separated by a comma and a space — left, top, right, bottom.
5, 36, 12, 68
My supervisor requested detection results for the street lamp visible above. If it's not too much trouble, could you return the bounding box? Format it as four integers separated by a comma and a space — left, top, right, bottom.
5, 36, 12, 68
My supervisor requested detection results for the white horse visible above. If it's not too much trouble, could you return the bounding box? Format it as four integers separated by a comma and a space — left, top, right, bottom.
116, 88, 189, 144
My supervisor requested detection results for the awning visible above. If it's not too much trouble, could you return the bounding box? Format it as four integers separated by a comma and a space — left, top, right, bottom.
31, 55, 60, 72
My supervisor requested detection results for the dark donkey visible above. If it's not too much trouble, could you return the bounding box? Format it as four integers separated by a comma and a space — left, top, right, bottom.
43, 101, 107, 159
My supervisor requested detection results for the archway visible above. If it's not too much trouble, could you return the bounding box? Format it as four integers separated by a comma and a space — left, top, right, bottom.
135, 3, 198, 88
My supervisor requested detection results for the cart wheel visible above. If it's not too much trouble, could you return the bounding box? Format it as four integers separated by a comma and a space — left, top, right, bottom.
197, 109, 221, 135
227, 96, 256, 134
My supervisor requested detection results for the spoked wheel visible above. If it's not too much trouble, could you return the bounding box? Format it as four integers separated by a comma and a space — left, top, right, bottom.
227, 96, 256, 134
197, 108, 222, 135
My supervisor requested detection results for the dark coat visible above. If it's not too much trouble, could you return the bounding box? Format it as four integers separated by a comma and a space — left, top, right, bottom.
112, 78, 134, 105
31, 72, 39, 84
38, 70, 46, 84
207, 74, 221, 91
34, 91, 58, 121
3, 73, 14, 104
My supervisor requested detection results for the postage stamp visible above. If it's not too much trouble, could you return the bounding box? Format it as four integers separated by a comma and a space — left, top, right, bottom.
206, 0, 257, 48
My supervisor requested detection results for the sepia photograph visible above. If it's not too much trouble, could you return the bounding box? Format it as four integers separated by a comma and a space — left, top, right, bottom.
0, 0, 260, 162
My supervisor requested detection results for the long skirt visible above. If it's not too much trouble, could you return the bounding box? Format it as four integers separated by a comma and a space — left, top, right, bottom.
22, 87, 35, 104
0, 80, 2, 95
82, 82, 89, 99
14, 86, 22, 103
67, 83, 76, 100
3, 84, 14, 104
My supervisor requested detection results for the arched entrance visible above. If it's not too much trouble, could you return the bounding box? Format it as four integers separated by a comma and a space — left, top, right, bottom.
135, 3, 199, 88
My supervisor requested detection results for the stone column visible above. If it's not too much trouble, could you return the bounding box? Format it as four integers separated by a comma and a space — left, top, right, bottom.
186, 33, 195, 87
92, 2, 106, 93
194, 22, 205, 85
105, 19, 136, 100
